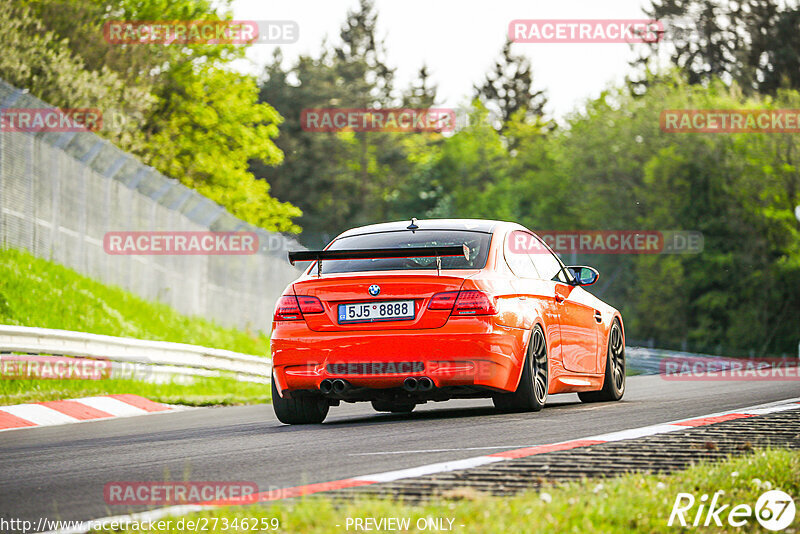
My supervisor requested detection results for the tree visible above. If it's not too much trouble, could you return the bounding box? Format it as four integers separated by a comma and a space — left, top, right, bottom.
0, 2, 152, 153
334, 0, 395, 106
5, 0, 299, 232
739, 1, 800, 94
474, 40, 547, 129
252, 0, 431, 244
402, 65, 438, 109
558, 74, 800, 355
144, 65, 299, 232
633, 0, 800, 95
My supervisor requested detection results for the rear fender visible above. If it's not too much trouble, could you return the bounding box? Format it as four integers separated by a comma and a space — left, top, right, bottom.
504, 320, 546, 393
598, 312, 625, 375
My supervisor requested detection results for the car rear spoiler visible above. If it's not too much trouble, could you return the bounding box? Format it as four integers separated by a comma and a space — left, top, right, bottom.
288, 245, 469, 276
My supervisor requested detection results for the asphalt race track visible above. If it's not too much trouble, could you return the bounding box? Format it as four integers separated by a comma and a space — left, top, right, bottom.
1, 375, 798, 526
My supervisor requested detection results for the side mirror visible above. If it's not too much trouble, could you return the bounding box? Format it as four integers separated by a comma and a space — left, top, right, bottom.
567, 265, 599, 286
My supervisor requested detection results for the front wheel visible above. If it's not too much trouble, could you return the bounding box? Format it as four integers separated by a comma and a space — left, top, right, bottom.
272, 376, 329, 424
493, 325, 548, 412
578, 319, 625, 403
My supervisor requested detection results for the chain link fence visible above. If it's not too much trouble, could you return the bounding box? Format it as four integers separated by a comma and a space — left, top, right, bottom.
0, 79, 303, 332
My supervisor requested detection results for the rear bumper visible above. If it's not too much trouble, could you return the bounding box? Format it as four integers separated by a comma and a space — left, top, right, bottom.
271, 318, 527, 397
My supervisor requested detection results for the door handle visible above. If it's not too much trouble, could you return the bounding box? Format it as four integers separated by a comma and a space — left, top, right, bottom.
554, 293, 565, 303
594, 310, 602, 323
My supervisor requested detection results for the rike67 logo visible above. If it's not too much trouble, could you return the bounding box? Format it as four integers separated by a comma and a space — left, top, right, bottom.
669, 489, 796, 531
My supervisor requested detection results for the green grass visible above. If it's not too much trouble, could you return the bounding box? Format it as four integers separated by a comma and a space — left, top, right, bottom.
0, 377, 270, 406
99, 449, 799, 533
0, 247, 269, 354
0, 247, 271, 406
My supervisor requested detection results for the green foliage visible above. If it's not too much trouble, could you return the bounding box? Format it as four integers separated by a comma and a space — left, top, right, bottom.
635, 0, 800, 95
474, 39, 547, 127
143, 66, 299, 232
253, 0, 425, 244
1, 0, 300, 232
555, 76, 800, 355
7, 0, 798, 356
0, 247, 269, 354
0, 376, 270, 407
0, 2, 152, 152
103, 449, 800, 533
255, 0, 799, 355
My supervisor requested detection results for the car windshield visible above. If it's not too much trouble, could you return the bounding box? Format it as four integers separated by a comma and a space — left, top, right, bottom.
318, 230, 492, 273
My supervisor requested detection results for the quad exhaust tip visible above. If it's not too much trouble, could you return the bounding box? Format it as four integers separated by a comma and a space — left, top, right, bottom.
319, 379, 334, 395
403, 377, 418, 392
320, 378, 351, 395
332, 379, 350, 394
324, 376, 433, 394
417, 376, 434, 391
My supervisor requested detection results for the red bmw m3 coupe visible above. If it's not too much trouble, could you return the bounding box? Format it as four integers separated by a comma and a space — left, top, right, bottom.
270, 219, 625, 424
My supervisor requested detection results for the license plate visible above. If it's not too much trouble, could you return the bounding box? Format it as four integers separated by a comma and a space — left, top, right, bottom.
338, 300, 415, 324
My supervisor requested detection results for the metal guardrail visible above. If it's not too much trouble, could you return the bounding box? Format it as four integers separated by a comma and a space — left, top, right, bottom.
624, 346, 795, 375
0, 325, 271, 384
0, 325, 780, 384
626, 346, 688, 375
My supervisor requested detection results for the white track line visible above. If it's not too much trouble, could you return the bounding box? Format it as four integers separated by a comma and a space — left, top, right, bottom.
353, 456, 506, 483
587, 423, 687, 442
42, 396, 800, 534
349, 445, 536, 456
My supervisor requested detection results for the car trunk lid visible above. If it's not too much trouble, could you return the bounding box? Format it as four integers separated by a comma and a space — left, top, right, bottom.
292, 271, 474, 331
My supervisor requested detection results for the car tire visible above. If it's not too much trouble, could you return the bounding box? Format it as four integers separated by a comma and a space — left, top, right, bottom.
578, 319, 625, 403
371, 400, 415, 413
272, 376, 329, 424
493, 324, 548, 412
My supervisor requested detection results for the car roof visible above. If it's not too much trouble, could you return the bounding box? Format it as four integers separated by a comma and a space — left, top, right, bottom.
335, 218, 520, 239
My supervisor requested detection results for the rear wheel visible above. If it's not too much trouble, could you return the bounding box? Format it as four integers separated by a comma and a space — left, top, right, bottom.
493, 325, 548, 412
272, 376, 329, 424
371, 400, 415, 413
578, 319, 625, 403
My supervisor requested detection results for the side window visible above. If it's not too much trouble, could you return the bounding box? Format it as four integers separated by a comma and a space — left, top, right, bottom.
529, 235, 571, 283
505, 232, 541, 278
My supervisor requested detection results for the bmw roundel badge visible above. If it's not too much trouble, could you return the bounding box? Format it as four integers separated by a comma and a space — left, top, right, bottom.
368, 284, 381, 296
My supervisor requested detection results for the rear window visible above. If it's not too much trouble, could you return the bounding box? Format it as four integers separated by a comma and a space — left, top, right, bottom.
318, 230, 492, 274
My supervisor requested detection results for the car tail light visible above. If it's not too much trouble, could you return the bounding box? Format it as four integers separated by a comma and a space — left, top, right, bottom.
429, 290, 497, 315
453, 290, 497, 316
297, 296, 324, 313
274, 295, 324, 321
274, 296, 303, 321
428, 291, 459, 310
